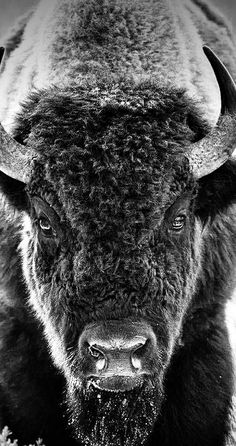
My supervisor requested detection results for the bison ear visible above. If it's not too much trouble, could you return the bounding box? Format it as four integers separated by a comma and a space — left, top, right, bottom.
195, 159, 236, 220
0, 171, 29, 211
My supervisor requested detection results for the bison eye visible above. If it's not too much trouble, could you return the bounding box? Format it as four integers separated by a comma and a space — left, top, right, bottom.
38, 215, 55, 238
31, 196, 61, 243
171, 214, 186, 231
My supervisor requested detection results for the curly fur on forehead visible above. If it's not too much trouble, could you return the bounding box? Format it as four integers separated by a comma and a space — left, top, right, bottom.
14, 79, 210, 146
13, 81, 207, 228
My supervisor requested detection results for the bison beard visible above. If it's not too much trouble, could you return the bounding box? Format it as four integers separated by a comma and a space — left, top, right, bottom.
66, 380, 162, 446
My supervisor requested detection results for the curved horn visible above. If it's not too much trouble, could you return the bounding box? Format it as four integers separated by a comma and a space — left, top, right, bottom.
0, 121, 37, 183
0, 47, 37, 183
187, 46, 236, 179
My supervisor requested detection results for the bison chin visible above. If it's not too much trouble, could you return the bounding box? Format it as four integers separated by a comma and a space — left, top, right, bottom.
66, 380, 162, 446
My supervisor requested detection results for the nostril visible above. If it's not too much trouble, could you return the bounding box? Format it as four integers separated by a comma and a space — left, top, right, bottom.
88, 345, 106, 372
131, 339, 149, 371
131, 354, 142, 370
88, 345, 103, 359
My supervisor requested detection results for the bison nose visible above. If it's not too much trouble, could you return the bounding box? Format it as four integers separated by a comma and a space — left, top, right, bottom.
78, 321, 157, 392
87, 336, 147, 373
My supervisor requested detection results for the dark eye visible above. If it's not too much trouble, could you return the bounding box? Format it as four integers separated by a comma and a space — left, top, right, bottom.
171, 214, 186, 231
38, 216, 54, 237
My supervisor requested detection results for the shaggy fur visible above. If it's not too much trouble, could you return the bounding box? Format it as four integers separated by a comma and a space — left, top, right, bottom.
0, 1, 236, 446
0, 0, 236, 131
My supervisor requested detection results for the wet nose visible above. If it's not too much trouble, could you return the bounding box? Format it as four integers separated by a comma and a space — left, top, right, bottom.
88, 335, 148, 373
78, 321, 157, 391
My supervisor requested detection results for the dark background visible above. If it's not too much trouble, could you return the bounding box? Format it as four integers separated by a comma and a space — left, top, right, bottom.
0, 0, 235, 38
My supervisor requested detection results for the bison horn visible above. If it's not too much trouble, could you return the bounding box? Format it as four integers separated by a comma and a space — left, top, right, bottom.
187, 46, 236, 179
0, 47, 37, 184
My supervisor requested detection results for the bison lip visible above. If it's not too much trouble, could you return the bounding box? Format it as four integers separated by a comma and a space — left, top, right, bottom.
87, 374, 147, 392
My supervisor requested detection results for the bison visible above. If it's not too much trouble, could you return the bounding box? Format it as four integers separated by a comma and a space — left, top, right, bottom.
0, 0, 236, 445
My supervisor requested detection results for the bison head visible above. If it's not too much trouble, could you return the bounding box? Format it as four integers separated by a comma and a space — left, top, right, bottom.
0, 47, 236, 446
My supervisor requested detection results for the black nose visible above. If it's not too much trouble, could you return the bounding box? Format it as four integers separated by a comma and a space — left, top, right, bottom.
88, 336, 147, 372
78, 321, 157, 391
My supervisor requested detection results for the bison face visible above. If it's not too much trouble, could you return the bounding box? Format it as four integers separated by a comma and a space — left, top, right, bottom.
13, 83, 206, 446
1, 53, 236, 445
21, 160, 200, 446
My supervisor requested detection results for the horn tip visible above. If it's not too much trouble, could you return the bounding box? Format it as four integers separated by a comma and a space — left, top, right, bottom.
202, 45, 216, 60
0, 47, 5, 65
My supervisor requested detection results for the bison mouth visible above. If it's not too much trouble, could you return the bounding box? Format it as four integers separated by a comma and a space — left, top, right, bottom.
66, 377, 163, 446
